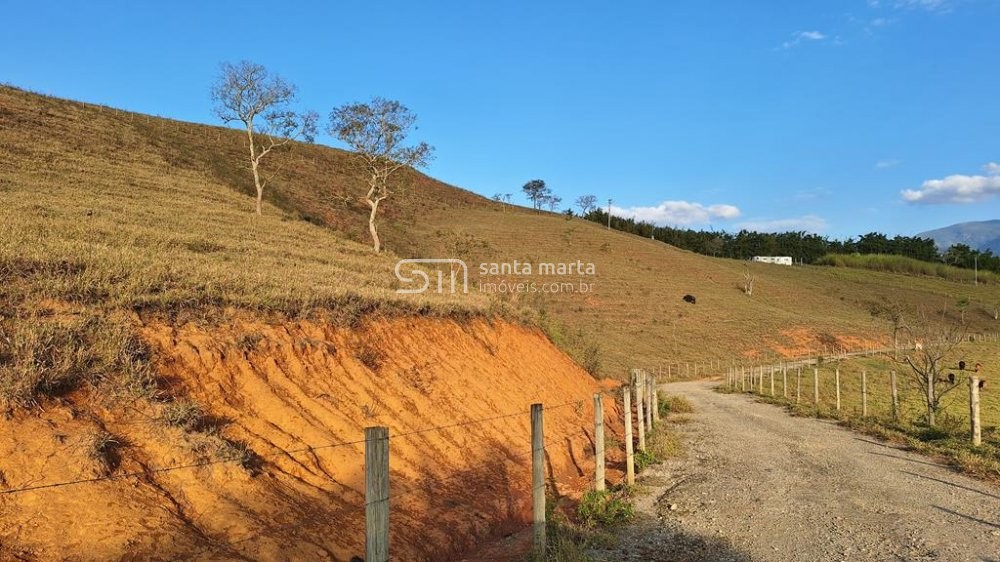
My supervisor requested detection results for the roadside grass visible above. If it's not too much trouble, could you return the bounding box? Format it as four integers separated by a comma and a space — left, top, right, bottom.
727, 341, 1000, 482
815, 253, 999, 285
526, 397, 689, 560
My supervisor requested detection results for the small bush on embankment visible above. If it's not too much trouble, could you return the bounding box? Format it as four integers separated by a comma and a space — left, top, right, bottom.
578, 487, 635, 527
0, 314, 158, 412
658, 394, 694, 417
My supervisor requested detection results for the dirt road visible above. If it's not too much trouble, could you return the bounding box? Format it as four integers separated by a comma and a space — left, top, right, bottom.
594, 380, 1000, 561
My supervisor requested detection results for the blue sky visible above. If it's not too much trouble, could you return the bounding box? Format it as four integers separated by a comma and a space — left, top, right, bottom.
3, 0, 999, 238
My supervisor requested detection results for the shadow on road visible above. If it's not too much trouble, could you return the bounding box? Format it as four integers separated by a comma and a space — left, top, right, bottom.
866, 450, 943, 469
932, 505, 1000, 530
595, 519, 754, 562
902, 470, 1000, 501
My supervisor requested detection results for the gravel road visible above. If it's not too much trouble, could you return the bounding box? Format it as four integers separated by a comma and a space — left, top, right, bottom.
594, 380, 1000, 562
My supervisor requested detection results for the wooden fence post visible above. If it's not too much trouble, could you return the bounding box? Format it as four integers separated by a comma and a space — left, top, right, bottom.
365, 426, 390, 562
635, 371, 646, 452
891, 370, 899, 421
861, 370, 868, 417
593, 394, 605, 491
770, 367, 775, 396
969, 374, 982, 446
813, 368, 819, 407
645, 374, 654, 429
652, 376, 660, 424
623, 386, 635, 485
758, 366, 764, 394
835, 368, 841, 412
796, 368, 802, 404
531, 403, 546, 557
782, 364, 788, 398
741, 367, 746, 392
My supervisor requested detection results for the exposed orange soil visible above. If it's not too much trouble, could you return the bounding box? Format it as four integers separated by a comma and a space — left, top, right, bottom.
766, 327, 885, 359
0, 316, 622, 561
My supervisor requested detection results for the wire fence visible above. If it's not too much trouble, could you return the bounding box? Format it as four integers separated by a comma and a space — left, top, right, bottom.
0, 378, 665, 561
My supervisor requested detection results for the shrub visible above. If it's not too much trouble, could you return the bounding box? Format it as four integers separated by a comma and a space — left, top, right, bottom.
578, 344, 601, 377
658, 395, 693, 417
86, 429, 125, 476
578, 489, 634, 527
357, 346, 384, 371
161, 399, 206, 432
634, 448, 658, 472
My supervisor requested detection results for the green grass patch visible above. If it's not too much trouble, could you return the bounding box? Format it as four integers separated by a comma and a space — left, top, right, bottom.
815, 253, 998, 284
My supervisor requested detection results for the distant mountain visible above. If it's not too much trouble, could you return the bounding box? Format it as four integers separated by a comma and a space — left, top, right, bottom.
917, 220, 1000, 254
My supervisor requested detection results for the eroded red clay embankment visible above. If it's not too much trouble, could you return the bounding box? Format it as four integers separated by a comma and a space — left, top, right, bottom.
0, 316, 622, 561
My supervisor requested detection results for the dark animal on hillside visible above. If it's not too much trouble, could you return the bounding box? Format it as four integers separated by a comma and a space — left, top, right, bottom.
682, 294, 697, 304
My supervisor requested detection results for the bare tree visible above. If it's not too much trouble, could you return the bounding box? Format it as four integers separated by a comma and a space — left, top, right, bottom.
742, 265, 755, 296
545, 195, 562, 212
493, 193, 509, 212
575, 194, 598, 216
328, 98, 433, 253
899, 318, 967, 427
211, 60, 318, 215
868, 301, 909, 360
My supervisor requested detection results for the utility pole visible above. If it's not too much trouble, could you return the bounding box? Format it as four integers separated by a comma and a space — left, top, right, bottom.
607, 199, 612, 230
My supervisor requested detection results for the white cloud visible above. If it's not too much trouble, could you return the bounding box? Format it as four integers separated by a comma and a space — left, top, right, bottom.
610, 200, 741, 226
871, 0, 953, 12
737, 215, 828, 233
901, 162, 1000, 204
792, 187, 832, 202
876, 159, 902, 169
895, 0, 951, 11
782, 30, 828, 49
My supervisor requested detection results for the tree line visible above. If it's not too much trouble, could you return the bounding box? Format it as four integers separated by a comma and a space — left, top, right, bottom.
507, 180, 999, 273
574, 207, 1000, 272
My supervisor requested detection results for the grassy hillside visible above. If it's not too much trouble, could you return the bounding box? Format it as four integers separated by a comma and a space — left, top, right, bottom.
816, 253, 1000, 284
0, 85, 490, 411
2, 84, 999, 382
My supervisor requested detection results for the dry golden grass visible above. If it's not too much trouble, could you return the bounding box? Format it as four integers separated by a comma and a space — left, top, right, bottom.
0, 85, 492, 409
403, 208, 1000, 376
2, 83, 999, 388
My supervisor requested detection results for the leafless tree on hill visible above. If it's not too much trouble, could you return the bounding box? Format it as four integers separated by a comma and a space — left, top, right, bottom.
575, 194, 597, 216
211, 60, 318, 215
493, 193, 509, 212
545, 195, 562, 212
868, 301, 909, 360
328, 98, 434, 253
898, 314, 967, 427
742, 265, 755, 296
